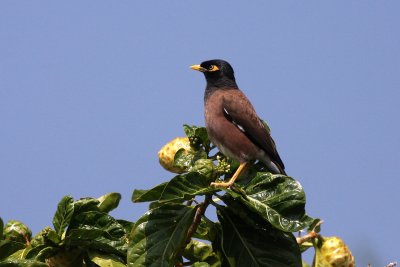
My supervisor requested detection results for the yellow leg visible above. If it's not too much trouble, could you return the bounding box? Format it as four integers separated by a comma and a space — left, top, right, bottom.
211, 162, 249, 188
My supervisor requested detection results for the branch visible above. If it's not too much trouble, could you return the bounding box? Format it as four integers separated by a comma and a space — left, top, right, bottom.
296, 220, 323, 245
296, 230, 318, 245
368, 263, 397, 267
175, 195, 212, 267
184, 195, 211, 245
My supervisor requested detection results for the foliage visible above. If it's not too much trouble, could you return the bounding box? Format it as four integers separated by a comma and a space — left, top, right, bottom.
0, 124, 357, 267
129, 124, 315, 267
0, 193, 129, 267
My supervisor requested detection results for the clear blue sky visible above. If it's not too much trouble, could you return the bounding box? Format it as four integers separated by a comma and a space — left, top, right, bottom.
1, 2, 399, 266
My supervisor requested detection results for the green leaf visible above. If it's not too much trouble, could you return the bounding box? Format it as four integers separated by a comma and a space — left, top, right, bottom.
192, 263, 210, 267
68, 211, 126, 239
217, 207, 302, 267
25, 245, 53, 260
97, 193, 122, 213
73, 197, 100, 215
183, 124, 211, 151
66, 228, 127, 256
6, 247, 31, 260
66, 211, 128, 256
127, 203, 197, 267
44, 249, 83, 267
183, 240, 213, 261
183, 240, 221, 267
132, 173, 218, 204
192, 216, 219, 243
88, 251, 127, 267
30, 227, 60, 248
33, 247, 59, 262
132, 183, 168, 203
174, 148, 207, 171
0, 259, 48, 267
53, 195, 74, 236
0, 241, 25, 260
116, 220, 135, 236
224, 173, 314, 232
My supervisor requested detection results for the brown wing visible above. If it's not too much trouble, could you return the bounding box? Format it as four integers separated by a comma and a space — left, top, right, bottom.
222, 89, 285, 171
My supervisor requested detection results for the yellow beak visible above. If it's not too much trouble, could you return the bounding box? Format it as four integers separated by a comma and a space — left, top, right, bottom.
190, 65, 207, 72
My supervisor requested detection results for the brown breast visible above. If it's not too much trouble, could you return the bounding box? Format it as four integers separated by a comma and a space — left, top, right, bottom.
204, 89, 264, 163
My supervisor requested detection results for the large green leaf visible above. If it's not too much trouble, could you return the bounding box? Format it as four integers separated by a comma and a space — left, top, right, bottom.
127, 203, 197, 267
0, 259, 48, 267
0, 241, 25, 260
88, 251, 126, 267
132, 183, 168, 203
33, 247, 59, 262
66, 228, 127, 257
97, 193, 122, 213
72, 197, 100, 215
68, 211, 126, 239
66, 211, 128, 255
225, 173, 314, 232
132, 173, 218, 204
5, 247, 30, 260
217, 207, 302, 267
53, 196, 74, 236
24, 245, 56, 261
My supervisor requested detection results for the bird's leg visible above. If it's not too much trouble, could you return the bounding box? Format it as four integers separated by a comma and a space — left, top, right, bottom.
211, 162, 249, 188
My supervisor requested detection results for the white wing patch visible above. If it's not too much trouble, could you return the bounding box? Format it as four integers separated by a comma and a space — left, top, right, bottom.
223, 108, 245, 133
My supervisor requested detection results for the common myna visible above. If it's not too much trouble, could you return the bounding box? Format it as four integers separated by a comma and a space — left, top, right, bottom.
191, 59, 286, 188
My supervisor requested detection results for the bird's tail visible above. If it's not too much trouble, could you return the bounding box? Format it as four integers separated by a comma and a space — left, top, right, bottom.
265, 160, 287, 175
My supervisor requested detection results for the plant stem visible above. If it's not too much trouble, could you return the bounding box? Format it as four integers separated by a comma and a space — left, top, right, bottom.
296, 231, 318, 245
184, 195, 211, 245
175, 195, 211, 266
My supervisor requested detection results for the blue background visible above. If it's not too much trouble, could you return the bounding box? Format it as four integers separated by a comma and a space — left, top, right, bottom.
1, 1, 399, 266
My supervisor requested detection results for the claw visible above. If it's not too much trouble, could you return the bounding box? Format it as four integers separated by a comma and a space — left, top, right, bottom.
210, 162, 248, 188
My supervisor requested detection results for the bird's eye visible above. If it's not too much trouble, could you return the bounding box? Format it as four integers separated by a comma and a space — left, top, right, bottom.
208, 65, 220, 72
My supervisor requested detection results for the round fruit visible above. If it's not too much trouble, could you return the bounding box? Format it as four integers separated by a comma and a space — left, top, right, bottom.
158, 137, 192, 173
191, 159, 216, 180
3, 220, 32, 244
316, 236, 355, 267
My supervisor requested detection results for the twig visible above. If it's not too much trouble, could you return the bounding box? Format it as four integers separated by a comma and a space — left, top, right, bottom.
175, 195, 212, 267
296, 220, 323, 245
296, 231, 318, 245
367, 261, 397, 267
184, 195, 211, 245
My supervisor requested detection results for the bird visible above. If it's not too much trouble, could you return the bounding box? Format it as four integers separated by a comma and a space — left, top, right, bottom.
190, 59, 286, 188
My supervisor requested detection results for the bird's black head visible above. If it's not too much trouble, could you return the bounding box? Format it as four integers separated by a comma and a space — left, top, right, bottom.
191, 59, 238, 88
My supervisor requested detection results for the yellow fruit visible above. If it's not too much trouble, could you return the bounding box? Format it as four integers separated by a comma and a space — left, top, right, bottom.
158, 137, 191, 173
316, 236, 355, 267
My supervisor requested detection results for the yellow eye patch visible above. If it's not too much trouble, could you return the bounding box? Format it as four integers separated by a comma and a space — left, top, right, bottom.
208, 65, 220, 72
